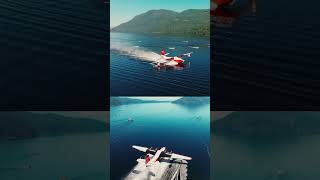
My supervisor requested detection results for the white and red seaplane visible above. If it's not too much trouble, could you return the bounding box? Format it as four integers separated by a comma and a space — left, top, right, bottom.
151, 49, 192, 68
124, 145, 191, 180
132, 145, 192, 167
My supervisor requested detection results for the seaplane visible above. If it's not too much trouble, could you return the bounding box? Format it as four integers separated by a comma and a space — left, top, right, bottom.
151, 49, 192, 68
133, 145, 192, 166
125, 145, 192, 180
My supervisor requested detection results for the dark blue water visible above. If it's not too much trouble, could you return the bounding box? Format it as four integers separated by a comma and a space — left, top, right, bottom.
211, 111, 320, 180
0, 0, 108, 109
212, 134, 320, 180
0, 133, 109, 180
110, 33, 210, 96
212, 0, 320, 110
110, 102, 210, 179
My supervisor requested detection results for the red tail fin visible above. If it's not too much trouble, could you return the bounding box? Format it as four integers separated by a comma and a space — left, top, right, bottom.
145, 154, 151, 164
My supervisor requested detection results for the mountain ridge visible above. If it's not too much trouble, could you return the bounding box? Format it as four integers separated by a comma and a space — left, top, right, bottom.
112, 9, 209, 37
212, 111, 320, 137
172, 96, 210, 106
110, 97, 173, 106
0, 112, 107, 141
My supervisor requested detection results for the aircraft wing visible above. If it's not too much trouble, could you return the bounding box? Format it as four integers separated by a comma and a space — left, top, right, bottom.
169, 153, 192, 161
132, 145, 149, 152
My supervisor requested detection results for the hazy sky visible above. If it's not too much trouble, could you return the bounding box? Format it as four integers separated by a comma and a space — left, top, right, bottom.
128, 96, 182, 101
110, 0, 209, 27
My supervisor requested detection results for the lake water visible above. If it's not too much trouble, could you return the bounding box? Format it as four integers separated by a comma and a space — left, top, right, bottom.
110, 32, 210, 96
0, 133, 109, 180
212, 0, 320, 109
111, 102, 210, 179
211, 134, 320, 180
0, 0, 108, 109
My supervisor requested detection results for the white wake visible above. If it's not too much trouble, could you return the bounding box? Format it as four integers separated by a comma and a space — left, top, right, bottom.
111, 43, 161, 62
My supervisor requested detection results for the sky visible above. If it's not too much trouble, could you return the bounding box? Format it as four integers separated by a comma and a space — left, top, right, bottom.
128, 96, 182, 101
110, 0, 209, 27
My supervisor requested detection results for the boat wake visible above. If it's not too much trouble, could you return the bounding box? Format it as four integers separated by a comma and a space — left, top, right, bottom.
111, 43, 161, 62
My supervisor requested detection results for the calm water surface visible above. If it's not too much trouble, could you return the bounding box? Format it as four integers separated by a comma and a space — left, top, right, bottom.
212, 134, 320, 180
0, 133, 109, 180
212, 0, 320, 109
